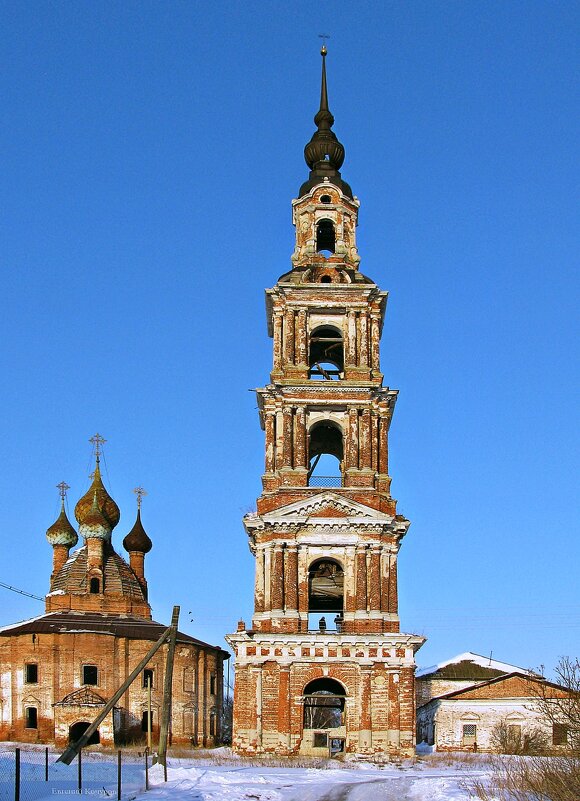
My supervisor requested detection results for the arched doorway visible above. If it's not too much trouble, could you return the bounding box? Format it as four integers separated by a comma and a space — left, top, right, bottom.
302, 678, 346, 755
69, 721, 100, 745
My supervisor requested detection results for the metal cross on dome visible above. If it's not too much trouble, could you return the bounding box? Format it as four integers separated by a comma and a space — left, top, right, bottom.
133, 486, 147, 509
318, 33, 330, 53
56, 481, 70, 500
89, 433, 107, 458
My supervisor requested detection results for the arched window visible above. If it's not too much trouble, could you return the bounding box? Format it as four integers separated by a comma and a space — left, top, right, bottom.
308, 559, 344, 614
309, 326, 344, 380
308, 421, 343, 487
303, 678, 345, 730
316, 219, 335, 254
89, 578, 100, 594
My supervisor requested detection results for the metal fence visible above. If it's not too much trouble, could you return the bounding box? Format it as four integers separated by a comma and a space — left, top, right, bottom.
0, 747, 151, 801
308, 475, 342, 488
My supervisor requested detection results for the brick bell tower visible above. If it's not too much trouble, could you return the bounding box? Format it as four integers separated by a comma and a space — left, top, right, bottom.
227, 47, 424, 758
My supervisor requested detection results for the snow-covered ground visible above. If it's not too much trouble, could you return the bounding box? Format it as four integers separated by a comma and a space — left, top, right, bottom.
1, 746, 495, 801
144, 750, 492, 801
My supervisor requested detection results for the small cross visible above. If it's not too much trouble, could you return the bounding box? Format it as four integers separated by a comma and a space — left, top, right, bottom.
318, 33, 330, 54
133, 486, 147, 509
56, 481, 70, 500
89, 433, 106, 458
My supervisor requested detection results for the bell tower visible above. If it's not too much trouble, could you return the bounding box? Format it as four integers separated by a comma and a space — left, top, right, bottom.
227, 48, 424, 758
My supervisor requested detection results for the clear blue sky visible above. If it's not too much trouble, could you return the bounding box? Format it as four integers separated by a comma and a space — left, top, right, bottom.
0, 1, 578, 677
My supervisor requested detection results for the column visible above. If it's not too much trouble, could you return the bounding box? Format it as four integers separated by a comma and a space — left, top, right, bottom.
264, 411, 276, 473
294, 406, 307, 469
346, 310, 357, 366
388, 553, 398, 615
197, 649, 206, 746
359, 667, 372, 749
368, 548, 381, 611
254, 547, 265, 613
380, 549, 391, 612
284, 545, 298, 612
370, 412, 379, 472
296, 308, 308, 366
355, 545, 368, 612
370, 314, 381, 370
359, 312, 369, 367
284, 308, 295, 365
297, 545, 309, 620
273, 312, 283, 371
378, 414, 389, 474
192, 647, 199, 744
360, 409, 371, 469
347, 407, 359, 469
282, 407, 293, 467
278, 666, 291, 750
270, 545, 285, 611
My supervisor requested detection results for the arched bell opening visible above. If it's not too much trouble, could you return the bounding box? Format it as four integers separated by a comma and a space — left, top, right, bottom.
308, 421, 343, 487
69, 721, 100, 745
316, 219, 335, 255
303, 677, 346, 731
308, 558, 344, 626
309, 325, 343, 380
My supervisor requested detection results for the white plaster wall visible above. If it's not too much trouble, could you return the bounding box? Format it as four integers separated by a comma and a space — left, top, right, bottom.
419, 699, 553, 751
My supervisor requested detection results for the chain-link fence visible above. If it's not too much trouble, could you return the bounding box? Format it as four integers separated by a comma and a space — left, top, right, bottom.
0, 747, 151, 801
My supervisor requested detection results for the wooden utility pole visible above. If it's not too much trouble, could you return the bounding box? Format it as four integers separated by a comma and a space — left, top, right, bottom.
157, 606, 179, 769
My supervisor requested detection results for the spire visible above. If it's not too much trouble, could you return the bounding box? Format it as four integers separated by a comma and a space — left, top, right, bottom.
301, 46, 351, 199
315, 45, 333, 130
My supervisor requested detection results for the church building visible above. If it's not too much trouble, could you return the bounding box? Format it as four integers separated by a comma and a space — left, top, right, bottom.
0, 437, 228, 747
226, 49, 424, 757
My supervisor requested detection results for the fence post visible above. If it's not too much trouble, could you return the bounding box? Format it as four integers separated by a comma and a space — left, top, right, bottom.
117, 750, 121, 801
14, 748, 20, 801
78, 748, 82, 793
145, 747, 149, 791
45, 747, 49, 782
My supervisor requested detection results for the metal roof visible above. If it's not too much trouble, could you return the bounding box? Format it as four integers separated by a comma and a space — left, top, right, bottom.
0, 611, 229, 657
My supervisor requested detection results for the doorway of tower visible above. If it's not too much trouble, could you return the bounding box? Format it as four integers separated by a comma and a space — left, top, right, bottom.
69, 721, 100, 745
300, 678, 347, 756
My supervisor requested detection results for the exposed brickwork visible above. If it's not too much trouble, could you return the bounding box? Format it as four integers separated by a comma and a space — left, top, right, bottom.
0, 457, 228, 747
227, 127, 425, 756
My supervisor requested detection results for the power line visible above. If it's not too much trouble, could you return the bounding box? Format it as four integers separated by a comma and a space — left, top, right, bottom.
0, 581, 43, 602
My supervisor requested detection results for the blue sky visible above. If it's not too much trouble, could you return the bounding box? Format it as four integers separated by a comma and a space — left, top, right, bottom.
0, 1, 578, 677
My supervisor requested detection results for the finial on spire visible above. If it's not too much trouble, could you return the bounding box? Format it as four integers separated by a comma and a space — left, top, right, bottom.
318, 33, 330, 55
89, 433, 106, 462
133, 486, 147, 510
57, 481, 70, 501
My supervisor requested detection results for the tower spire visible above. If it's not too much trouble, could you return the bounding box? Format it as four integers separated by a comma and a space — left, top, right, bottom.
318, 44, 331, 122
301, 46, 351, 199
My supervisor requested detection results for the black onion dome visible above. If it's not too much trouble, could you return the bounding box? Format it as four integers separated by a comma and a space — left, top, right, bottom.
74, 458, 120, 530
46, 501, 78, 548
123, 509, 152, 554
300, 47, 352, 199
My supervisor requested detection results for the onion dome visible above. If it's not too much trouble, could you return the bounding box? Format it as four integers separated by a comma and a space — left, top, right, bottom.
46, 500, 78, 548
300, 46, 352, 199
74, 457, 120, 530
123, 508, 152, 554
79, 491, 111, 541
